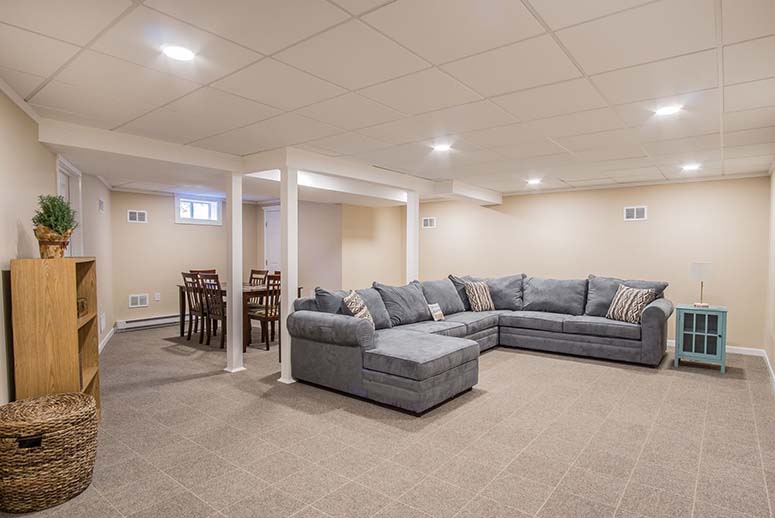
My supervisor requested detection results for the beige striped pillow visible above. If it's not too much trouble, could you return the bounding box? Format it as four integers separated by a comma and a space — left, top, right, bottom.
343, 290, 374, 325
606, 285, 656, 324
464, 281, 495, 312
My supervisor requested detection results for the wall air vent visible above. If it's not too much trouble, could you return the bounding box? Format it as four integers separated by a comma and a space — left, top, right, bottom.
422, 217, 437, 229
127, 209, 148, 223
128, 294, 149, 308
624, 206, 648, 221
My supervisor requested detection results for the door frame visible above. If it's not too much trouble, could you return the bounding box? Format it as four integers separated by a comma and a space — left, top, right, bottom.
56, 155, 83, 257
262, 205, 280, 271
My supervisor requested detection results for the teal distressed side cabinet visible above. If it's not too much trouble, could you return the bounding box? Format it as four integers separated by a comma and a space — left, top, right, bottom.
674, 304, 727, 373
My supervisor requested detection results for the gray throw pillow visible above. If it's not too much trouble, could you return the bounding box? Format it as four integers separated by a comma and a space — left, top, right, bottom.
448, 274, 481, 311
351, 287, 392, 330
523, 277, 587, 316
421, 278, 465, 315
373, 281, 431, 326
314, 287, 348, 314
487, 274, 525, 310
585, 275, 668, 317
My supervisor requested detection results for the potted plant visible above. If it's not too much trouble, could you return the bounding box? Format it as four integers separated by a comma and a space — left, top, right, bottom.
32, 195, 78, 258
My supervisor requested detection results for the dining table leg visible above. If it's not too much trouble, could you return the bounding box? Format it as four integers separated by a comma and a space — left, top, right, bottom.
243, 291, 250, 352
179, 285, 186, 337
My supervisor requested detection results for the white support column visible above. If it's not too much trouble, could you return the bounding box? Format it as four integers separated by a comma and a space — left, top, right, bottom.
225, 172, 245, 373
406, 190, 420, 282
279, 166, 298, 384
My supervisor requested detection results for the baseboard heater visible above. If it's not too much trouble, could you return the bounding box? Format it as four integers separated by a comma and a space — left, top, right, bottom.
116, 314, 179, 331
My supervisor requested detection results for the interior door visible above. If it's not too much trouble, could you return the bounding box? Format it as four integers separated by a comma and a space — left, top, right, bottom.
264, 209, 281, 272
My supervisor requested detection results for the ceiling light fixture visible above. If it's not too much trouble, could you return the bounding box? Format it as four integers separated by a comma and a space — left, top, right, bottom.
654, 105, 682, 116
527, 178, 542, 186
162, 45, 195, 61
682, 163, 701, 172
432, 143, 452, 152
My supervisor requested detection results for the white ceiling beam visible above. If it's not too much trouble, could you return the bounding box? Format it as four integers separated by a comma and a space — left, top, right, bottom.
431, 180, 502, 206
247, 169, 407, 203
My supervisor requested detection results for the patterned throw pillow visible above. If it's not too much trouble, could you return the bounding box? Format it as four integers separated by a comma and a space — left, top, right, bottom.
342, 290, 374, 325
464, 281, 495, 312
428, 303, 444, 321
606, 285, 656, 324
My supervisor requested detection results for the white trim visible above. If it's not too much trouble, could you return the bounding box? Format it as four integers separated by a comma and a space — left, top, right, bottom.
174, 194, 223, 226
98, 326, 115, 354
226, 173, 245, 373
224, 366, 247, 373
263, 205, 280, 271
116, 314, 179, 330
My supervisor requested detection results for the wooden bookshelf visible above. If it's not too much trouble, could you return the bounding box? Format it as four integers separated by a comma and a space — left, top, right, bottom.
10, 257, 100, 413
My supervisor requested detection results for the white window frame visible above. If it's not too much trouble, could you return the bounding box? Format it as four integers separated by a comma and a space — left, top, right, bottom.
174, 194, 223, 226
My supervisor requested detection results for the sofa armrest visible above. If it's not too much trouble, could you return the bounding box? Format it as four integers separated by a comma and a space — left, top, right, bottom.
640, 298, 674, 365
287, 310, 374, 348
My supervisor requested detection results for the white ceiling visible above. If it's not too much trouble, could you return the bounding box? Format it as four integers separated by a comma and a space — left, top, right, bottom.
2, 0, 774, 194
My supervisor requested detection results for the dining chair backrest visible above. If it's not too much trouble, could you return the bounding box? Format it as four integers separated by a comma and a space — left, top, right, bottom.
249, 269, 269, 286
182, 272, 204, 313
190, 269, 216, 275
263, 273, 281, 319
199, 273, 225, 319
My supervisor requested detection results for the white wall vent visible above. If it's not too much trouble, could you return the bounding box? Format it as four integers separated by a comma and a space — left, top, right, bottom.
127, 209, 148, 223
422, 217, 437, 229
624, 206, 648, 221
128, 293, 149, 308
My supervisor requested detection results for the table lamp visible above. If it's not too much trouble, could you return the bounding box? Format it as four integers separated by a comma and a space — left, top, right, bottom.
689, 262, 711, 307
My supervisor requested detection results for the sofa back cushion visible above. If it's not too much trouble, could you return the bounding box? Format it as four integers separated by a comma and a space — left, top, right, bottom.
448, 274, 481, 311
523, 277, 587, 316
421, 279, 465, 315
314, 287, 348, 313
374, 281, 431, 326
354, 288, 392, 330
585, 275, 668, 317
487, 274, 525, 310
314, 287, 392, 329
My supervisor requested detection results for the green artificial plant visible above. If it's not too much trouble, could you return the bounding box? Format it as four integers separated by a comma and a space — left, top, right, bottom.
32, 195, 78, 235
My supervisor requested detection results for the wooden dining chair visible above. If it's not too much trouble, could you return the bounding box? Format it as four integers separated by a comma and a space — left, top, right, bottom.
248, 273, 281, 351
199, 273, 227, 349
190, 269, 216, 274
249, 269, 269, 286
182, 272, 207, 344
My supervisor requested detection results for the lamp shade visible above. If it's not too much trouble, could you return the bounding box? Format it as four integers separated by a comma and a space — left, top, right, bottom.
689, 262, 712, 282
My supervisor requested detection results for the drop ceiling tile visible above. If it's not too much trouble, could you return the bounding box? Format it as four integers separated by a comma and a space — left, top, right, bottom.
120, 87, 280, 143
456, 123, 537, 149
0, 24, 80, 82
358, 68, 481, 115
329, 0, 392, 15
641, 133, 720, 156
409, 147, 505, 176
722, 0, 775, 44
352, 142, 436, 170
145, 0, 348, 55
0, 66, 44, 98
723, 143, 775, 158
608, 166, 664, 180
661, 161, 723, 179
523, 107, 624, 138
724, 77, 775, 111
724, 107, 775, 132
296, 93, 404, 130
30, 103, 117, 129
492, 78, 607, 121
92, 6, 260, 84
212, 58, 346, 111
723, 36, 775, 85
363, 0, 543, 64
304, 132, 392, 156
529, 0, 653, 30
442, 35, 580, 97
565, 178, 616, 187
0, 0, 130, 45
30, 50, 199, 128
615, 88, 720, 127
193, 113, 341, 155
591, 50, 718, 105
555, 128, 640, 151
557, 0, 716, 74
724, 155, 774, 174
490, 139, 567, 160
275, 20, 429, 90
359, 100, 515, 144
576, 143, 647, 162
724, 126, 775, 147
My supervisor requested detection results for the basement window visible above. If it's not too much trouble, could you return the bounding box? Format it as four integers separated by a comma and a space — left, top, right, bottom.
175, 195, 222, 226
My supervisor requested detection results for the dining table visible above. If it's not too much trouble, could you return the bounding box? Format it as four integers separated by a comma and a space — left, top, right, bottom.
177, 283, 304, 351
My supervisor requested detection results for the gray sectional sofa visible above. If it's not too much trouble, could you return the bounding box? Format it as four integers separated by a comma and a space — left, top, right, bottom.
287, 274, 673, 413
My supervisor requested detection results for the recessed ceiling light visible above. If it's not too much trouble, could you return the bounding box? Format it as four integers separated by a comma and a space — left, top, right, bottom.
162, 45, 195, 61
432, 143, 452, 152
527, 178, 542, 186
682, 163, 701, 172
654, 105, 682, 116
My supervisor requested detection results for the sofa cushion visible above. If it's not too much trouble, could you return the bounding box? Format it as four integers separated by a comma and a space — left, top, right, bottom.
487, 274, 525, 310
448, 274, 480, 311
355, 288, 392, 330
445, 311, 504, 335
421, 279, 465, 315
523, 277, 587, 316
399, 320, 467, 338
499, 311, 570, 333
365, 329, 478, 380
314, 287, 348, 314
563, 315, 642, 340
585, 275, 669, 317
374, 281, 431, 326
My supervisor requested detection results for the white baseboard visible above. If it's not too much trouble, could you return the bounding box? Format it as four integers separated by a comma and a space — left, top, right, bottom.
667, 340, 775, 385
99, 326, 115, 354
116, 314, 179, 331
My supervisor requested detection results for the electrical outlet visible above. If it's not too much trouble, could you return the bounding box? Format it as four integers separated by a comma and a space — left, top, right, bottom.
154, 292, 161, 302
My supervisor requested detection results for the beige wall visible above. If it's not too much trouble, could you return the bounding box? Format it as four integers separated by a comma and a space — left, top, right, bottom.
420, 176, 770, 348
110, 191, 260, 322
341, 204, 405, 289
766, 169, 775, 360
0, 91, 56, 403
81, 175, 114, 344
299, 202, 342, 295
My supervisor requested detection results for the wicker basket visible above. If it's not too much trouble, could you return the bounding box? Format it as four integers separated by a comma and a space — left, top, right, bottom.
0, 393, 98, 514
